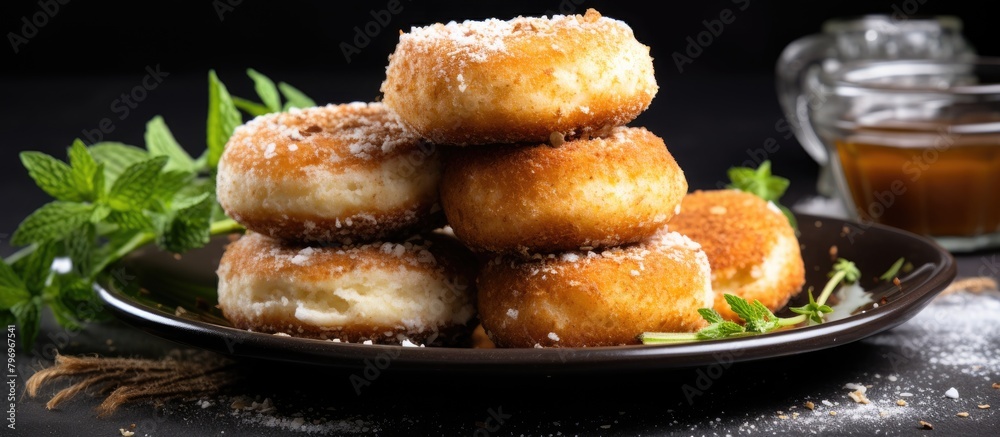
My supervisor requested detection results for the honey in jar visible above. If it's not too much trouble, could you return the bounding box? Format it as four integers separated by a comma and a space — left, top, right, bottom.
835, 120, 1000, 237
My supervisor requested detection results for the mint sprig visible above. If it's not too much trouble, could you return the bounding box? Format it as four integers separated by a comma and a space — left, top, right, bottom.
3, 69, 316, 349
232, 68, 318, 116
206, 70, 242, 169
640, 259, 861, 344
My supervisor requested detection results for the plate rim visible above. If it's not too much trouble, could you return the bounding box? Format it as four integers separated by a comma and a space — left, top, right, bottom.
96, 213, 957, 372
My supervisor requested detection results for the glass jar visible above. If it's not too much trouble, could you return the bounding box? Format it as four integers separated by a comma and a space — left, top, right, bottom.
776, 15, 974, 195
806, 58, 1000, 252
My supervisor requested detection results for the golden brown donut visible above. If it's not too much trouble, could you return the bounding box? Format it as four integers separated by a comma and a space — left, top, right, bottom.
381, 9, 658, 145
216, 102, 442, 244
217, 232, 478, 345
440, 127, 687, 254
667, 190, 806, 321
477, 229, 713, 347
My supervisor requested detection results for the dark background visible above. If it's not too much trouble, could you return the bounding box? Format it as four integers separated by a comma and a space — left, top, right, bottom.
1, 0, 998, 257
4, 3, 1000, 436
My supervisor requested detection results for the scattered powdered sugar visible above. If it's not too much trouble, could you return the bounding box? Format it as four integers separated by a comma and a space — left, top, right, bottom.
843, 383, 867, 393
547, 332, 560, 342
245, 233, 442, 271
560, 253, 580, 263
690, 291, 1000, 435
400, 339, 425, 347
398, 9, 632, 64
506, 309, 519, 319
228, 102, 421, 164
290, 247, 316, 266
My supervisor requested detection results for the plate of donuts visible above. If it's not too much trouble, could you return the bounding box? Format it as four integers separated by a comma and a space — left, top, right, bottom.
96, 213, 955, 372
96, 9, 955, 371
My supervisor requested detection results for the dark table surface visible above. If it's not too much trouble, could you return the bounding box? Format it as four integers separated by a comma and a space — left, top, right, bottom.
3, 1, 1000, 436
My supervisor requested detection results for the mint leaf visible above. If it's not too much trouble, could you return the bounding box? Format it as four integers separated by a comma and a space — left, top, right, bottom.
727, 161, 789, 203
278, 82, 316, 110
12, 201, 94, 245
12, 242, 56, 295
172, 192, 210, 210
152, 170, 196, 207
45, 291, 81, 330
789, 289, 834, 324
89, 203, 112, 223
107, 210, 154, 231
696, 320, 746, 340
745, 300, 779, 333
206, 70, 242, 169
697, 307, 725, 324
89, 142, 150, 185
64, 223, 96, 277
145, 116, 195, 172
247, 68, 281, 113
68, 139, 102, 201
157, 193, 213, 253
723, 293, 757, 323
20, 151, 81, 201
721, 293, 778, 333
11, 298, 41, 351
832, 258, 861, 283
233, 96, 271, 117
0, 259, 29, 310
107, 156, 168, 211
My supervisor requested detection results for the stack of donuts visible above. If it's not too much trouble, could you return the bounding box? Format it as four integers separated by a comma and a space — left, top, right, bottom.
380, 9, 717, 348
215, 8, 806, 348
214, 102, 479, 346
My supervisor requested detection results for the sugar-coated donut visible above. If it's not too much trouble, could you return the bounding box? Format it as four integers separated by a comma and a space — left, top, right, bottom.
667, 190, 806, 321
217, 232, 478, 345
381, 8, 658, 145
440, 127, 687, 254
477, 229, 713, 347
217, 102, 442, 244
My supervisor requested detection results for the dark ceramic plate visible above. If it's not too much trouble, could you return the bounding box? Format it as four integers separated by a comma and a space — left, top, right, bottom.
96, 213, 955, 373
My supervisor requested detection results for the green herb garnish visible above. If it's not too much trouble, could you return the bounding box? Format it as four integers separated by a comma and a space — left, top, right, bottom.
727, 160, 796, 229
3, 69, 315, 349
639, 258, 860, 344
879, 257, 906, 282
